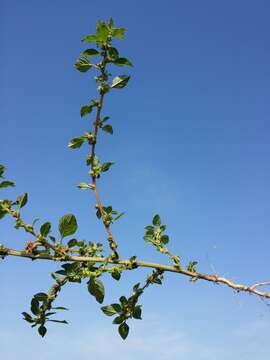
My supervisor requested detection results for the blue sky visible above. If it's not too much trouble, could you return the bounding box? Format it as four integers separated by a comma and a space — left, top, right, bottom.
1, 0, 270, 358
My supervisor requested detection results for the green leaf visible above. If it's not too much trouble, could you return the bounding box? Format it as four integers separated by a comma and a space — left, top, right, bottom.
17, 193, 28, 209
77, 182, 94, 190
172, 255, 181, 265
111, 75, 130, 89
161, 235, 169, 244
114, 58, 133, 67
0, 165, 5, 178
113, 315, 125, 324
80, 105, 93, 117
68, 136, 85, 149
22, 312, 34, 323
118, 322, 129, 340
31, 298, 40, 316
74, 57, 93, 72
132, 305, 142, 319
152, 214, 161, 226
119, 296, 128, 305
96, 20, 109, 42
88, 277, 105, 304
112, 28, 126, 40
102, 124, 113, 134
101, 303, 121, 316
101, 162, 114, 172
58, 214, 78, 239
153, 278, 162, 285
0, 180, 15, 188
111, 269, 121, 280
81, 34, 97, 43
187, 261, 198, 273
82, 49, 99, 57
108, 47, 119, 60
143, 235, 153, 243
38, 325, 47, 337
34, 292, 48, 302
67, 238, 77, 247
40, 222, 51, 237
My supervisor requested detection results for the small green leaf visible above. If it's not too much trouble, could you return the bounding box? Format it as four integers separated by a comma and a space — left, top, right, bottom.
111, 75, 130, 89
101, 304, 121, 316
31, 298, 40, 316
187, 261, 198, 273
152, 214, 161, 226
118, 322, 129, 340
0, 165, 5, 178
68, 136, 85, 149
111, 269, 121, 280
132, 305, 142, 319
96, 21, 109, 42
81, 34, 97, 43
102, 124, 113, 134
22, 312, 34, 323
0, 180, 15, 188
77, 182, 93, 190
80, 105, 93, 117
101, 162, 114, 172
112, 28, 126, 40
82, 48, 99, 57
108, 47, 119, 60
34, 293, 48, 302
119, 296, 128, 305
114, 58, 133, 67
143, 236, 153, 243
161, 235, 169, 244
88, 277, 105, 304
67, 238, 77, 247
58, 214, 78, 239
74, 57, 93, 72
113, 315, 125, 324
17, 193, 28, 209
38, 325, 47, 337
40, 222, 51, 237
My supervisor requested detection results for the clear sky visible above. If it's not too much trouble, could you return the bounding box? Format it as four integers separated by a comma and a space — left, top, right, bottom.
1, 0, 270, 359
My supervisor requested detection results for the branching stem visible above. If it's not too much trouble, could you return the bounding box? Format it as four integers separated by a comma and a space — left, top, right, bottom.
2, 247, 270, 299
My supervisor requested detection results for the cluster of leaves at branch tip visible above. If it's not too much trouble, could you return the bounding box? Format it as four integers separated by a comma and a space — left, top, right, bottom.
144, 214, 180, 266
0, 18, 201, 341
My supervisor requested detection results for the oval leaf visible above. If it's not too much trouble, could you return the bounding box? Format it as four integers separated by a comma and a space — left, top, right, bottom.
152, 214, 161, 226
16, 193, 28, 209
38, 325, 47, 337
40, 222, 51, 237
68, 136, 85, 149
0, 180, 15, 188
74, 57, 93, 72
114, 58, 133, 67
118, 322, 129, 340
58, 214, 78, 239
88, 277, 105, 304
111, 75, 130, 89
82, 49, 99, 57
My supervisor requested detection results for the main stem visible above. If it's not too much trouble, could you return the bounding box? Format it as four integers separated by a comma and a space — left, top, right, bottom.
2, 248, 270, 299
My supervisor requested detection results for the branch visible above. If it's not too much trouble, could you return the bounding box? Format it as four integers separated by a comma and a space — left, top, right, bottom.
2, 247, 270, 299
